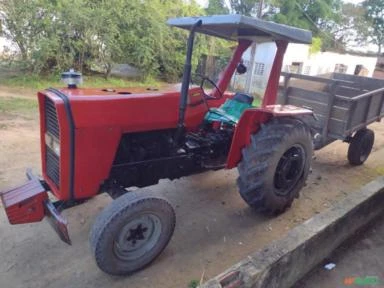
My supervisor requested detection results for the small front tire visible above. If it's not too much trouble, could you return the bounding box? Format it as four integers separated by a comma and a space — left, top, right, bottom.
347, 128, 374, 165
89, 190, 176, 275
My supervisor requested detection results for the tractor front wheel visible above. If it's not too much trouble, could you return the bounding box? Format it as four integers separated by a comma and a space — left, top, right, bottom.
90, 190, 176, 275
237, 117, 313, 214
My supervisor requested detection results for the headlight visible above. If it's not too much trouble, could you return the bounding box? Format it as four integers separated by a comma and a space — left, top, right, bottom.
45, 133, 60, 156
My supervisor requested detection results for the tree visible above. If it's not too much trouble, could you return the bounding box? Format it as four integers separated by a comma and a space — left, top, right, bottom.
363, 0, 384, 54
228, 0, 259, 16
206, 0, 229, 14
270, 0, 342, 50
0, 0, 46, 61
0, 0, 206, 80
327, 3, 370, 51
206, 0, 261, 16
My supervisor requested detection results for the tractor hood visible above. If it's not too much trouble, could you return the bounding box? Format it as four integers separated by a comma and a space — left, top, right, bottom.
167, 14, 312, 44
41, 85, 226, 131
53, 83, 183, 98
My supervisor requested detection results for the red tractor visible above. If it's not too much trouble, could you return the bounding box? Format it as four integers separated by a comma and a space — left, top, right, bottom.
1, 15, 315, 275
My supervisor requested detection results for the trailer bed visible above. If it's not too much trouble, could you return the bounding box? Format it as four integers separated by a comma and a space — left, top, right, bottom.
278, 72, 384, 149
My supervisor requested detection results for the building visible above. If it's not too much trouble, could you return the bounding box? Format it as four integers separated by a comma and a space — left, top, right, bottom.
232, 42, 378, 96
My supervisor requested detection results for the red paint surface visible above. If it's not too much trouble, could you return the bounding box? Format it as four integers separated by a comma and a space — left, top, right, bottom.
0, 178, 48, 224
226, 105, 313, 168
262, 40, 288, 107
40, 86, 231, 200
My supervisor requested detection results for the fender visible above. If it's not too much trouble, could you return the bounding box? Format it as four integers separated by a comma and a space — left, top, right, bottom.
226, 105, 313, 169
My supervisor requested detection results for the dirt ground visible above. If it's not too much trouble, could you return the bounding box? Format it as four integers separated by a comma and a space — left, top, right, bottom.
0, 88, 383, 288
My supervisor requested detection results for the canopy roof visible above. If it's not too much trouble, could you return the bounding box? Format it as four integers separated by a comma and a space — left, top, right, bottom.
167, 15, 312, 44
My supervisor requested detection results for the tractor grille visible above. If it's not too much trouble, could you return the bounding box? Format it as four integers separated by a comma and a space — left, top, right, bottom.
45, 97, 60, 139
45, 96, 60, 187
46, 146, 60, 187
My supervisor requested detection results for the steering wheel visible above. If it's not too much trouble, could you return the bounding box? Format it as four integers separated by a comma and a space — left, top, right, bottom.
194, 74, 223, 100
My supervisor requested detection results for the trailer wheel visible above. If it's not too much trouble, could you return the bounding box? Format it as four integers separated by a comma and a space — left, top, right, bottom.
89, 190, 176, 275
237, 117, 312, 214
347, 129, 374, 166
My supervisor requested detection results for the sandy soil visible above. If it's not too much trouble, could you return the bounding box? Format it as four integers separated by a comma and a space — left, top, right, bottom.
0, 91, 383, 288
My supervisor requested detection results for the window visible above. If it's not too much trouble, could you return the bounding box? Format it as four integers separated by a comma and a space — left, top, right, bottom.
334, 64, 348, 73
254, 62, 265, 75
303, 66, 311, 75
290, 62, 303, 74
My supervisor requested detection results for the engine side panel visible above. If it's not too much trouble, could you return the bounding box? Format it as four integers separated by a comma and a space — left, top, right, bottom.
40, 87, 231, 200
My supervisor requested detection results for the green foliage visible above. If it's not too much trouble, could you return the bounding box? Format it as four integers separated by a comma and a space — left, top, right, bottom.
328, 3, 370, 50
271, 0, 341, 31
229, 0, 259, 16
207, 0, 263, 16
309, 37, 322, 54
0, 0, 206, 80
206, 0, 230, 14
269, 0, 342, 50
363, 0, 384, 54
0, 97, 37, 115
1, 74, 162, 90
187, 279, 199, 288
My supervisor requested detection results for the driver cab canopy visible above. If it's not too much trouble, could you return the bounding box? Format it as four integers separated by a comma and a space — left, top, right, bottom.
167, 15, 312, 125
167, 14, 312, 44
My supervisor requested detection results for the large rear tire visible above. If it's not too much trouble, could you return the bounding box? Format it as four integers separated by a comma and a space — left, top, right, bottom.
90, 190, 176, 275
347, 128, 374, 166
237, 117, 313, 214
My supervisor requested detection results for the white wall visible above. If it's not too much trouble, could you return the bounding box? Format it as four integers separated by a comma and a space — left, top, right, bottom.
233, 42, 378, 96
305, 51, 377, 76
231, 42, 276, 96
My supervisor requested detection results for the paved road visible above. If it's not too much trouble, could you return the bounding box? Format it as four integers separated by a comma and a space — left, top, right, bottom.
297, 213, 384, 288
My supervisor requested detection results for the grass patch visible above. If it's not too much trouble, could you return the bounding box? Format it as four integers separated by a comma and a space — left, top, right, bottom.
1, 73, 164, 90
0, 97, 38, 116
187, 280, 199, 288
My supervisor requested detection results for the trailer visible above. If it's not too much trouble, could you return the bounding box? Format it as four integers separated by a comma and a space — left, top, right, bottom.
279, 72, 384, 164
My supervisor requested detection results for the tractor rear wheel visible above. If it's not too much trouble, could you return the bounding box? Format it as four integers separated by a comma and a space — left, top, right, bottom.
237, 117, 312, 214
347, 128, 374, 165
90, 189, 176, 275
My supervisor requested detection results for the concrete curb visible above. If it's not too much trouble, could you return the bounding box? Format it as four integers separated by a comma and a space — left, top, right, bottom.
200, 177, 384, 288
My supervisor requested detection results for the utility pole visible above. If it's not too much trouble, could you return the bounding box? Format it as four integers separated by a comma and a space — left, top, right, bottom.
244, 0, 264, 94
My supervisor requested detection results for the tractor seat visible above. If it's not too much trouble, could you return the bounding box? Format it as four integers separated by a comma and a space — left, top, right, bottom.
204, 93, 254, 125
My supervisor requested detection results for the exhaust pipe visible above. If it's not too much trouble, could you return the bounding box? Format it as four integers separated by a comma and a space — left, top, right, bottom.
175, 19, 203, 144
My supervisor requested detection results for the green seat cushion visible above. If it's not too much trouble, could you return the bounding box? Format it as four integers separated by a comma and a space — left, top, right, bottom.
204, 99, 252, 124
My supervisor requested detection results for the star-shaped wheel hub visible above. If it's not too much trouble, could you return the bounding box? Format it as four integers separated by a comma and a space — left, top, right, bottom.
127, 224, 148, 246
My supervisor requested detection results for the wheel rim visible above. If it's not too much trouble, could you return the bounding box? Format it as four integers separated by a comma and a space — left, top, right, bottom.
359, 136, 372, 162
113, 213, 162, 261
274, 145, 305, 196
